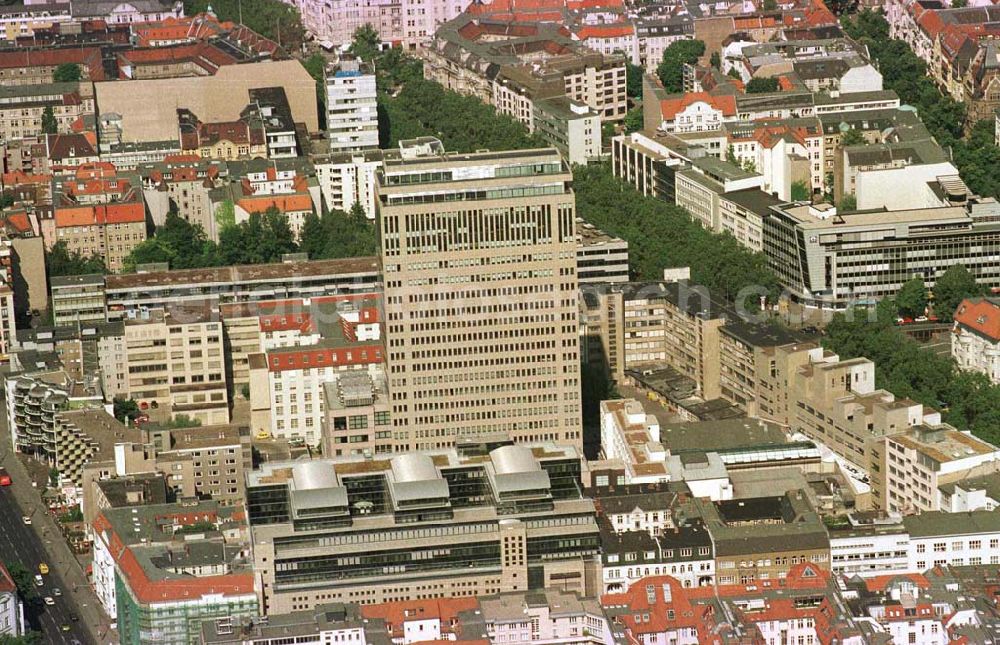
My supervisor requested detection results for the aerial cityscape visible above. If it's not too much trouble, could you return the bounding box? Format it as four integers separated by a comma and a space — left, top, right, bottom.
1, 0, 1000, 642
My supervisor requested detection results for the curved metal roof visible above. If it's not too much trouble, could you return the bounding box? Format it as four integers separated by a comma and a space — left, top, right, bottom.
490, 444, 541, 475
390, 453, 439, 483
291, 461, 338, 491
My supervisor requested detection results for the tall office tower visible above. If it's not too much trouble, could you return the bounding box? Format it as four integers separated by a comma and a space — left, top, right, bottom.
325, 56, 378, 152
378, 148, 582, 451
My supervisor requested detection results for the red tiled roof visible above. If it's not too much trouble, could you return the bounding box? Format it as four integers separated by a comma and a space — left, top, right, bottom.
2, 171, 51, 186
238, 194, 313, 214
267, 344, 383, 372
361, 598, 481, 639
576, 23, 633, 39
0, 47, 106, 80
3, 212, 35, 235
259, 312, 315, 334
863, 573, 930, 593
954, 298, 1000, 342
0, 563, 16, 595
94, 511, 255, 605
54, 202, 146, 228
660, 92, 737, 120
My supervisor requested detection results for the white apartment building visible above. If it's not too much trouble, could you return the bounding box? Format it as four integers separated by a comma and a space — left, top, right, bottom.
479, 590, 613, 644
249, 345, 384, 445
326, 58, 378, 153
313, 151, 383, 219
872, 424, 1000, 514
952, 297, 1000, 384
829, 524, 911, 578
0, 564, 24, 637
599, 399, 668, 484
905, 511, 1000, 571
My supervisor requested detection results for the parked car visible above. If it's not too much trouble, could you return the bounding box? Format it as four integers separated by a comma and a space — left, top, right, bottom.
22, 516, 30, 525
53, 588, 61, 597
43, 597, 54, 606
34, 575, 43, 587
38, 563, 48, 575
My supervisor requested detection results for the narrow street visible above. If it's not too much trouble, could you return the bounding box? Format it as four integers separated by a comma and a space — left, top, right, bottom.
0, 406, 116, 644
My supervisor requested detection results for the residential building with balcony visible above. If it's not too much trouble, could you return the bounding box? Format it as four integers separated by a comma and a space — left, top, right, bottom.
326, 57, 378, 153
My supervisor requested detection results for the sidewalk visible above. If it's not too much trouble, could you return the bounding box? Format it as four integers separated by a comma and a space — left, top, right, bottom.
0, 413, 117, 644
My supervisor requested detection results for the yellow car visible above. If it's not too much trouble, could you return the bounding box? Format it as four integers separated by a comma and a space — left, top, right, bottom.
39, 563, 49, 575
255, 431, 271, 441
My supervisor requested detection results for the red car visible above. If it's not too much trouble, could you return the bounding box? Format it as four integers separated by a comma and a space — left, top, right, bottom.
0, 468, 11, 486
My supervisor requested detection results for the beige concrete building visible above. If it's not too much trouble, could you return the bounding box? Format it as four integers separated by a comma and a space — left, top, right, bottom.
870, 424, 1000, 515
53, 409, 143, 487
123, 305, 229, 425
93, 60, 320, 143
378, 148, 582, 451
718, 321, 812, 417
246, 442, 599, 614
145, 424, 253, 506
580, 281, 728, 398
321, 366, 392, 458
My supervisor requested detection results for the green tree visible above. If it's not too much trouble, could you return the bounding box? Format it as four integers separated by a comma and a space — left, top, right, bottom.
40, 106, 57, 134
214, 199, 236, 230
839, 128, 865, 146
165, 414, 201, 429
124, 211, 221, 272
573, 163, 779, 309
350, 24, 381, 60
624, 107, 644, 134
952, 0, 967, 7
182, 0, 304, 49
302, 52, 328, 128
217, 207, 297, 265
376, 58, 545, 151
656, 39, 705, 93
59, 507, 84, 523
710, 52, 721, 69
45, 241, 106, 276
727, 68, 741, 79
0, 192, 14, 209
299, 204, 377, 260
52, 63, 82, 82
0, 632, 44, 644
791, 180, 810, 201
625, 61, 644, 99
49, 468, 60, 487
113, 397, 140, 423
932, 264, 984, 321
823, 305, 1000, 444
745, 76, 779, 93
896, 276, 928, 318
839, 194, 857, 211
763, 0, 777, 9
3, 561, 38, 602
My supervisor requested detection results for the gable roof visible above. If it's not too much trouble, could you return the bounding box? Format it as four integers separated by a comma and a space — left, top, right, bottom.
954, 297, 1000, 342
660, 92, 737, 120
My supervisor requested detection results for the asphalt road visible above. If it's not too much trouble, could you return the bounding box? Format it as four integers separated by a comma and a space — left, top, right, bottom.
0, 486, 91, 644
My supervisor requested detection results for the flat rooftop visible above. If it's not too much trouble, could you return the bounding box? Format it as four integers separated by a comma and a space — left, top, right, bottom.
773, 202, 970, 230
658, 417, 788, 453
105, 256, 379, 291
576, 218, 626, 247
891, 424, 998, 464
